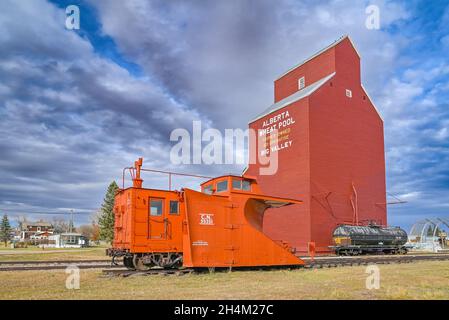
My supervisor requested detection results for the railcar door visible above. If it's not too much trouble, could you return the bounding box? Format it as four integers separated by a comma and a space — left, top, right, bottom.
148, 197, 166, 239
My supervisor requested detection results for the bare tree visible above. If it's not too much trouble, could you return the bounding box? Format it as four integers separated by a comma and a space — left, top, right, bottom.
52, 217, 69, 234
16, 215, 28, 231
78, 224, 95, 239
90, 209, 102, 225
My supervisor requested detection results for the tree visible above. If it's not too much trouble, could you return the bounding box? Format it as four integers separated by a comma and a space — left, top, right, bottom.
16, 216, 28, 231
0, 214, 12, 247
52, 218, 69, 234
79, 224, 95, 239
91, 223, 100, 242
98, 181, 119, 243
90, 210, 101, 243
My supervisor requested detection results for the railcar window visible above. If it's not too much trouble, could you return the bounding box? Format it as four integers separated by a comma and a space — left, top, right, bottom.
150, 199, 163, 216
232, 178, 241, 190
169, 200, 179, 215
242, 180, 251, 191
217, 180, 228, 192
203, 185, 213, 194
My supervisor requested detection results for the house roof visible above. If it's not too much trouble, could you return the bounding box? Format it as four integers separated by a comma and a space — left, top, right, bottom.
249, 72, 335, 124
23, 221, 53, 228
275, 35, 360, 80
34, 231, 51, 235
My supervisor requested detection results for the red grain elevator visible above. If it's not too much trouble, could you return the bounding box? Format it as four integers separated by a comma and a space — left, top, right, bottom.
245, 36, 387, 253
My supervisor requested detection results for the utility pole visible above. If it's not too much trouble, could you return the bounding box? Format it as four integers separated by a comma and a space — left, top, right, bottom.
70, 210, 74, 233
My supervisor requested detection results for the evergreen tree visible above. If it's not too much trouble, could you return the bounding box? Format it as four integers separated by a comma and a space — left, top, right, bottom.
0, 214, 12, 247
98, 181, 119, 243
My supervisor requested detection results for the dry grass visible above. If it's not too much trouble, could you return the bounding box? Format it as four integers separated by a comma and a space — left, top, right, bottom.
0, 261, 448, 300
0, 247, 108, 261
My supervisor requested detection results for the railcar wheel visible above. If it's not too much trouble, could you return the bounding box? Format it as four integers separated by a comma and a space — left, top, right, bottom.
133, 254, 151, 271
123, 256, 135, 270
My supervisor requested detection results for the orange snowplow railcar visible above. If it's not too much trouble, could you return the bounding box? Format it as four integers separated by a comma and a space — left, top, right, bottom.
108, 158, 305, 270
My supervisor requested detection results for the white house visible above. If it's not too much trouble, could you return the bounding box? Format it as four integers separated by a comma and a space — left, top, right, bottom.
47, 233, 89, 248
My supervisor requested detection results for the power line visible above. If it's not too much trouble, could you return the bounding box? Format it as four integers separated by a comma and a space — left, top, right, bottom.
0, 209, 97, 215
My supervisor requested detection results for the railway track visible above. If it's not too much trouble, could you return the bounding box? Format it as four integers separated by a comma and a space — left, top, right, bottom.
102, 268, 195, 277
1, 253, 448, 273
301, 253, 449, 268
103, 253, 449, 277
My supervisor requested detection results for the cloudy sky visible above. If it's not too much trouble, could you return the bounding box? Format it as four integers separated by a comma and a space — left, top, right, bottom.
0, 0, 448, 230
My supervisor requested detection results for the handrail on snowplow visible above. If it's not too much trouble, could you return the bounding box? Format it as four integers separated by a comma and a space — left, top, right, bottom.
122, 158, 213, 190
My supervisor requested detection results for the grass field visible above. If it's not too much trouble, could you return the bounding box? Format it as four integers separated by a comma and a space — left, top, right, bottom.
0, 261, 448, 300
0, 246, 108, 261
